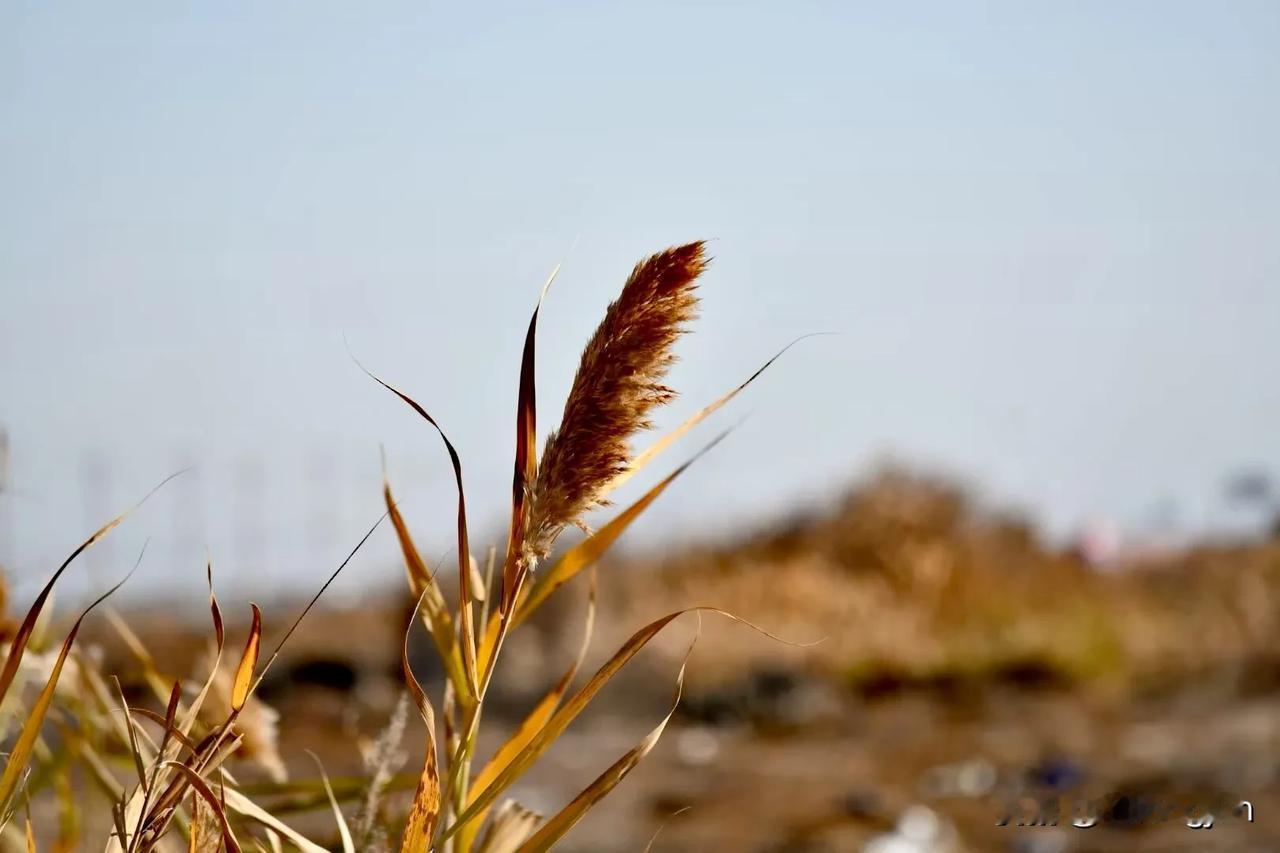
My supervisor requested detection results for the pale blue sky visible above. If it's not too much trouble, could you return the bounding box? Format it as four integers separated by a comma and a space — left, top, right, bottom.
2, 2, 1278, 602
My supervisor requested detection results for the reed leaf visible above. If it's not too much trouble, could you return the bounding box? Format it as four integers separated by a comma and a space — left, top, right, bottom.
0, 567, 134, 819
358, 363, 479, 699
517, 629, 694, 851
231, 605, 262, 713
0, 471, 180, 704
400, 590, 441, 852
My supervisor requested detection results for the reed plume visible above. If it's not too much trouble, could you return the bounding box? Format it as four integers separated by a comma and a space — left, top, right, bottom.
526, 241, 709, 560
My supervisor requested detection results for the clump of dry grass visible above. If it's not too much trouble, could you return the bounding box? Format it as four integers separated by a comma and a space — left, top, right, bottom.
0, 240, 791, 852
527, 241, 708, 559
612, 468, 1280, 693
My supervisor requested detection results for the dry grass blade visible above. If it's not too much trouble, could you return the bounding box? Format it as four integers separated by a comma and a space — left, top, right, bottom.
0, 565, 136, 818
441, 608, 685, 840
527, 242, 708, 559
474, 801, 542, 853
384, 478, 464, 693
111, 676, 150, 798
220, 790, 327, 853
111, 803, 129, 850
516, 432, 729, 624
125, 708, 198, 757
306, 752, 354, 853
160, 763, 241, 853
155, 681, 184, 775
444, 606, 808, 840
462, 573, 596, 849
138, 513, 386, 848
356, 359, 479, 698
0, 470, 181, 704
517, 627, 696, 852
206, 561, 224, 649
503, 268, 557, 613
179, 564, 227, 738
188, 792, 220, 853
600, 335, 817, 500
231, 604, 263, 712
400, 589, 441, 852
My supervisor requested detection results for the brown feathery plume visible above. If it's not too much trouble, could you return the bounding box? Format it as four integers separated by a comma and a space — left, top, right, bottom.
526, 241, 708, 560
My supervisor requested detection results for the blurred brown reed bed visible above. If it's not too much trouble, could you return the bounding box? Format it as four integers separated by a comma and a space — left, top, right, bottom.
598, 468, 1280, 698
89, 467, 1280, 718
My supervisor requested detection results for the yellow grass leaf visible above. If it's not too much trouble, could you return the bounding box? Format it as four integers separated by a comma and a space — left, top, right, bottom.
0, 471, 180, 704
460, 573, 596, 851
442, 609, 689, 841
401, 589, 442, 851
221, 789, 329, 853
231, 604, 262, 712
385, 478, 466, 693
0, 570, 132, 818
358, 362, 479, 699
599, 336, 813, 500
518, 630, 694, 851
444, 606, 801, 841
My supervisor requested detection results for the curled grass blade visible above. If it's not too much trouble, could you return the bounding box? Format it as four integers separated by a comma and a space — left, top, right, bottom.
459, 572, 596, 853
221, 789, 328, 853
471, 570, 596, 802
384, 477, 465, 694
354, 356, 479, 699
0, 564, 136, 818
400, 588, 441, 852
306, 752, 354, 853
443, 606, 810, 841
0, 471, 181, 704
518, 625, 696, 851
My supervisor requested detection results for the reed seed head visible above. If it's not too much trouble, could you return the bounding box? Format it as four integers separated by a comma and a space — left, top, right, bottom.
526, 241, 709, 559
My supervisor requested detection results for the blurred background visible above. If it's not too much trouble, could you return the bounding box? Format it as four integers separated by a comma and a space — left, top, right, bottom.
2, 2, 1278, 850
